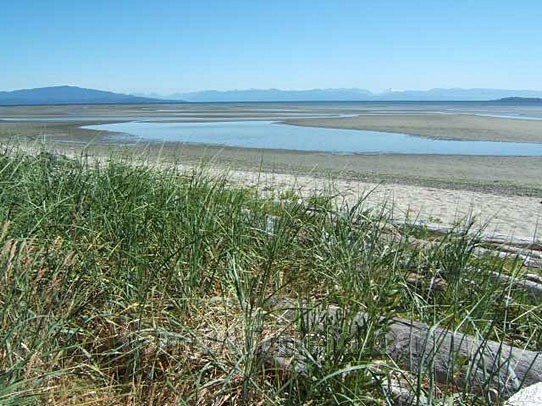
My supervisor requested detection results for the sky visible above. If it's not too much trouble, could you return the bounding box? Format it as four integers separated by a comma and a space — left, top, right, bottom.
1, 0, 541, 94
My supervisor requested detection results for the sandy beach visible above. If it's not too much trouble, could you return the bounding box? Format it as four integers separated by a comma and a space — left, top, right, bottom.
1, 102, 541, 242
217, 168, 542, 242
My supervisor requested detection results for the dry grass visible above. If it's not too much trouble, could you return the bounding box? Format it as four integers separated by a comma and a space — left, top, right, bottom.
0, 147, 539, 404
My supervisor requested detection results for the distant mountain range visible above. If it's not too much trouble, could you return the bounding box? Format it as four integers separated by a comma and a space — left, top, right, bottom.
2, 86, 542, 105
165, 88, 374, 102
168, 88, 542, 102
0, 86, 169, 106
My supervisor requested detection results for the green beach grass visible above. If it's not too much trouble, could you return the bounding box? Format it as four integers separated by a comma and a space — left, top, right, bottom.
0, 146, 540, 404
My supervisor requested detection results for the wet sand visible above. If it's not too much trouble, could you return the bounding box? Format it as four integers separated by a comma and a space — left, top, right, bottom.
1, 110, 542, 197
285, 114, 542, 143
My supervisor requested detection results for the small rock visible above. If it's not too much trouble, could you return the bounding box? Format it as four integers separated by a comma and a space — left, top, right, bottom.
505, 382, 542, 405
406, 272, 423, 286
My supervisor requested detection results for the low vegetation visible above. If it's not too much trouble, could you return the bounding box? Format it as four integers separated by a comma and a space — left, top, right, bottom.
0, 147, 539, 404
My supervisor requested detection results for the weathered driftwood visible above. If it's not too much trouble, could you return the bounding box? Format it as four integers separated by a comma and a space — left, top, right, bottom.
403, 252, 542, 299
384, 371, 429, 406
260, 303, 542, 400
480, 269, 542, 299
402, 222, 541, 250
408, 235, 542, 269
519, 256, 541, 269
489, 245, 542, 259
385, 317, 541, 399
406, 236, 542, 296
474, 246, 542, 269
413, 224, 541, 248
482, 237, 542, 253
454, 265, 542, 300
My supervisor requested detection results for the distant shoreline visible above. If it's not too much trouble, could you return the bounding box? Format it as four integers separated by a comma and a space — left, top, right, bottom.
3, 85, 542, 106
3, 99, 542, 107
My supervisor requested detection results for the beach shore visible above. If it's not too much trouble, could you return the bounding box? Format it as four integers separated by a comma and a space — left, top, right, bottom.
213, 168, 542, 242
285, 113, 542, 143
2, 121, 540, 196
1, 103, 541, 241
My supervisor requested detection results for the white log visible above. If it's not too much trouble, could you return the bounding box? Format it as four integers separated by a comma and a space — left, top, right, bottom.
260, 303, 542, 400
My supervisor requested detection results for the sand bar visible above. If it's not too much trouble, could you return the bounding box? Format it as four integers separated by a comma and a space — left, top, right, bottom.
286, 114, 542, 143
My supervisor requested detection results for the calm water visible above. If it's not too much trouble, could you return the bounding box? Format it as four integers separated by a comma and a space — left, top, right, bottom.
83, 120, 542, 156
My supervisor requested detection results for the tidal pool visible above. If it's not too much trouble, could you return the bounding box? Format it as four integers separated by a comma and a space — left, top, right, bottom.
82, 120, 542, 156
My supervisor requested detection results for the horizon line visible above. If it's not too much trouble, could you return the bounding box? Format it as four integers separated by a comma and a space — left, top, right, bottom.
3, 84, 542, 95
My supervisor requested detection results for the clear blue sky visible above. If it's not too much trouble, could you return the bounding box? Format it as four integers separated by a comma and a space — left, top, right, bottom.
1, 0, 541, 94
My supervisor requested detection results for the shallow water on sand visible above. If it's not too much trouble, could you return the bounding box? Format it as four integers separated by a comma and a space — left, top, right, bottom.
83, 120, 542, 156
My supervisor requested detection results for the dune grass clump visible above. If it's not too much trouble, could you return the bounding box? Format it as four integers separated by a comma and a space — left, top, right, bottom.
0, 148, 539, 404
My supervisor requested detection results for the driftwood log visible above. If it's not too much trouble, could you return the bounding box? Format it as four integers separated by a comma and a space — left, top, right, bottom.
481, 269, 542, 299
406, 237, 542, 298
386, 317, 541, 399
474, 246, 542, 269
402, 222, 542, 263
408, 223, 542, 251
260, 303, 542, 401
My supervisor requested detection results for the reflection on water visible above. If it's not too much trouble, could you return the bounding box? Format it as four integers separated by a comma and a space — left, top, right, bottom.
82, 120, 542, 156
